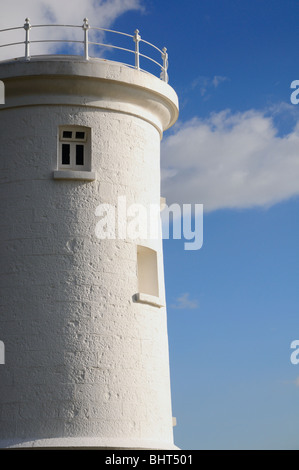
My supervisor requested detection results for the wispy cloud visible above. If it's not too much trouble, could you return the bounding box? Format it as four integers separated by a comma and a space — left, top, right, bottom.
161, 107, 299, 212
190, 75, 230, 98
212, 75, 229, 88
170, 293, 199, 310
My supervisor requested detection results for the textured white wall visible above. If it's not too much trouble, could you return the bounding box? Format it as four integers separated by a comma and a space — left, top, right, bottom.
0, 59, 179, 449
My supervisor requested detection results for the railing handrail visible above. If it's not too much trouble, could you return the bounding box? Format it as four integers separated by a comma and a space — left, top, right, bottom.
0, 18, 169, 83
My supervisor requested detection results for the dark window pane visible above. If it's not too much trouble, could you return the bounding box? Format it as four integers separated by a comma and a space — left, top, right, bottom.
76, 145, 84, 165
62, 144, 70, 164
62, 131, 72, 139
75, 132, 85, 140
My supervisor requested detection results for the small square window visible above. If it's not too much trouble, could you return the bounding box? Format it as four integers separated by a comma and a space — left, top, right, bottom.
75, 132, 85, 140
62, 131, 73, 139
58, 126, 91, 171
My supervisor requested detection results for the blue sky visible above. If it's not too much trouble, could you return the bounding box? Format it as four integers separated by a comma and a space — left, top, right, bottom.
113, 0, 299, 450
2, 0, 299, 450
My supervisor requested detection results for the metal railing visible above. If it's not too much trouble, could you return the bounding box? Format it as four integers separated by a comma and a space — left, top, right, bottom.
0, 18, 169, 83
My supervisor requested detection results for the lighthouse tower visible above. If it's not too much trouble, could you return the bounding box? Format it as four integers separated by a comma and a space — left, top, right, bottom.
0, 20, 179, 449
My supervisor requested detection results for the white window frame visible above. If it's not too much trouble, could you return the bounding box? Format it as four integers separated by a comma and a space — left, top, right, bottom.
58, 126, 91, 171
54, 125, 95, 181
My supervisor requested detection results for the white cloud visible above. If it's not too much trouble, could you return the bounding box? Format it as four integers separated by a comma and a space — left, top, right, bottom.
0, 0, 142, 60
161, 108, 299, 212
170, 293, 198, 310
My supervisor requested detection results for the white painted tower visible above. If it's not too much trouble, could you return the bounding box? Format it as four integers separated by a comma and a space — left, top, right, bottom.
0, 20, 179, 449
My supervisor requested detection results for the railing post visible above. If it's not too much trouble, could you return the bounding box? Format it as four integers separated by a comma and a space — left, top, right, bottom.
133, 29, 141, 70
24, 18, 31, 61
161, 47, 169, 83
82, 18, 89, 60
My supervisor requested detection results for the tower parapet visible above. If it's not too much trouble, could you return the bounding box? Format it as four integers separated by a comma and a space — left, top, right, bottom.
0, 18, 170, 82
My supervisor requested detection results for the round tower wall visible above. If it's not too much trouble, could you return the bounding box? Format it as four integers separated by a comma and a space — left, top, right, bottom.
0, 58, 179, 449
